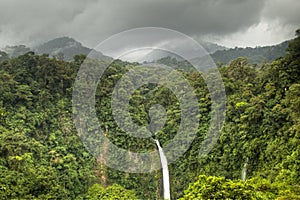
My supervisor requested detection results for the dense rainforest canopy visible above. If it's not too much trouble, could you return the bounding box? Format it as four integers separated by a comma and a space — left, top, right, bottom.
0, 30, 299, 199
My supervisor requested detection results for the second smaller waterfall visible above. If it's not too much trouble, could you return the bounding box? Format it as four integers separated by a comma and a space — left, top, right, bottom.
241, 157, 249, 182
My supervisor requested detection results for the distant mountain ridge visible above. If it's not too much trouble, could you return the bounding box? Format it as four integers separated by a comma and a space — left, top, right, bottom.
211, 41, 289, 65
0, 37, 289, 64
127, 40, 289, 65
133, 41, 228, 63
3, 45, 31, 58
34, 37, 90, 56
33, 37, 110, 61
201, 41, 228, 53
0, 37, 110, 61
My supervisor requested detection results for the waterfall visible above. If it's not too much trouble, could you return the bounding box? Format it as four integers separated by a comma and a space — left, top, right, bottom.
241, 157, 249, 182
241, 166, 247, 182
154, 139, 171, 200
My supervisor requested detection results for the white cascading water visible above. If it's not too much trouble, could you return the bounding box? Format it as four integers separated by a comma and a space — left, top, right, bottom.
241, 166, 247, 182
241, 157, 249, 182
154, 139, 171, 200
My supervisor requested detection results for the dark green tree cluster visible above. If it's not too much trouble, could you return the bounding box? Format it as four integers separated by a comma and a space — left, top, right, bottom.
180, 175, 300, 200
86, 183, 137, 200
0, 53, 141, 199
0, 53, 97, 199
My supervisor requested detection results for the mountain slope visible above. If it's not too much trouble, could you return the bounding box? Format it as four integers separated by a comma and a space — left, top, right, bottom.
211, 41, 289, 64
0, 51, 9, 61
34, 37, 110, 61
144, 41, 288, 65
3, 45, 31, 58
131, 41, 227, 63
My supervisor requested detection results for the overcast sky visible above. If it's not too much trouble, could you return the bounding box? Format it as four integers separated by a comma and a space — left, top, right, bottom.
0, 0, 299, 49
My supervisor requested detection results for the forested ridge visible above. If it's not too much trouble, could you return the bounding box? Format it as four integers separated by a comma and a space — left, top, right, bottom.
211, 41, 289, 65
0, 30, 300, 199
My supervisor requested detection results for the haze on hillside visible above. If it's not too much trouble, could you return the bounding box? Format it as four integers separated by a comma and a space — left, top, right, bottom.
0, 0, 299, 50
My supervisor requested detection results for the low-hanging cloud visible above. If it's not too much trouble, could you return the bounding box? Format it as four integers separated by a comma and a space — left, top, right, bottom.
263, 0, 300, 26
0, 0, 299, 48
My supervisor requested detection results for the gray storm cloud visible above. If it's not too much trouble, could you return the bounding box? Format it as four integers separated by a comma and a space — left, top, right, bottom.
0, 0, 299, 48
263, 0, 300, 26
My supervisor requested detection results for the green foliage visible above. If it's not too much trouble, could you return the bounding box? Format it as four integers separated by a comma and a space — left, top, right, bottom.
86, 183, 137, 200
180, 175, 262, 200
211, 41, 288, 65
180, 175, 300, 200
0, 53, 96, 199
0, 29, 299, 199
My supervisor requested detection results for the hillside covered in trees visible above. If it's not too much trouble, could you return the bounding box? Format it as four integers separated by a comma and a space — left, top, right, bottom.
211, 41, 289, 65
0, 30, 299, 199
